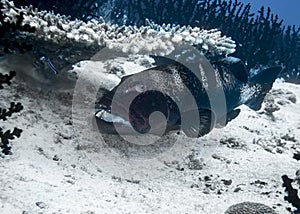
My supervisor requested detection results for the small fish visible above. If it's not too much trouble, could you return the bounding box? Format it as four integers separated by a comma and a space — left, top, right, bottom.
39, 56, 59, 75
47, 57, 59, 75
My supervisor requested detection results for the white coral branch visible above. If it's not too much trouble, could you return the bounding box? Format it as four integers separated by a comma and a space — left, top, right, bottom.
1, 0, 236, 56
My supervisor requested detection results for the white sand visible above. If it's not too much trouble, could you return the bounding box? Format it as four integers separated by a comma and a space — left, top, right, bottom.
1, 57, 300, 214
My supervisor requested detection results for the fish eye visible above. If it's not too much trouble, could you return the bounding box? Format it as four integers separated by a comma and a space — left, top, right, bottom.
135, 84, 145, 93
124, 82, 146, 93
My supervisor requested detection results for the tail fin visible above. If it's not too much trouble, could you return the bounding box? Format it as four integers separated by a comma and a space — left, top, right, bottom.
245, 66, 282, 111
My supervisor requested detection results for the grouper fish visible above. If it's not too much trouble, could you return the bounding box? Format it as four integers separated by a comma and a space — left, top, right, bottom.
95, 56, 282, 138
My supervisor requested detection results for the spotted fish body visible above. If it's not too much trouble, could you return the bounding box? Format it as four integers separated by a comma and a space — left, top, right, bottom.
95, 56, 281, 138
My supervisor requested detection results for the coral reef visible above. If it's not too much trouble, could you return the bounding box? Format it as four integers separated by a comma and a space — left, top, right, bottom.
225, 201, 277, 214
2, 0, 299, 82
0, 0, 35, 55
0, 70, 23, 155
13, 0, 102, 22
105, 0, 300, 82
0, 0, 236, 56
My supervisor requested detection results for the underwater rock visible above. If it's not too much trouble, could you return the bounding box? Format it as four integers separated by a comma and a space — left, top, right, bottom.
225, 201, 277, 214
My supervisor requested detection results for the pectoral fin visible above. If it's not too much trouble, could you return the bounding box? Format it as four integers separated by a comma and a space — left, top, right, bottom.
182, 109, 215, 138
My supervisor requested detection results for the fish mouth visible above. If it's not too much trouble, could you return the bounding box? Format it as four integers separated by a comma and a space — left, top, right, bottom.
96, 107, 130, 126
95, 90, 180, 135
95, 97, 137, 134
95, 103, 150, 133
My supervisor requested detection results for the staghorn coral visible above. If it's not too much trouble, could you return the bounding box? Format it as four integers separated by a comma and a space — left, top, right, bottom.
0, 0, 35, 55
103, 0, 300, 83
282, 175, 300, 213
0, 70, 15, 89
225, 201, 277, 214
1, 0, 299, 81
13, 0, 103, 22
0, 101, 23, 121
0, 71, 23, 155
0, 127, 22, 155
0, 0, 236, 56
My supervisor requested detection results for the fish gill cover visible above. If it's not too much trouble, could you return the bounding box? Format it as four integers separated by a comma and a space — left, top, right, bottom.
4, 0, 300, 83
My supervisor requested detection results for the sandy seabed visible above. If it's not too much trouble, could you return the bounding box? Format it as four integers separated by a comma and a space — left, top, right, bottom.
1, 57, 300, 214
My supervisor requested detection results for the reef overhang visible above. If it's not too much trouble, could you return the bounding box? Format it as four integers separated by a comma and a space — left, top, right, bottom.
1, 0, 236, 56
